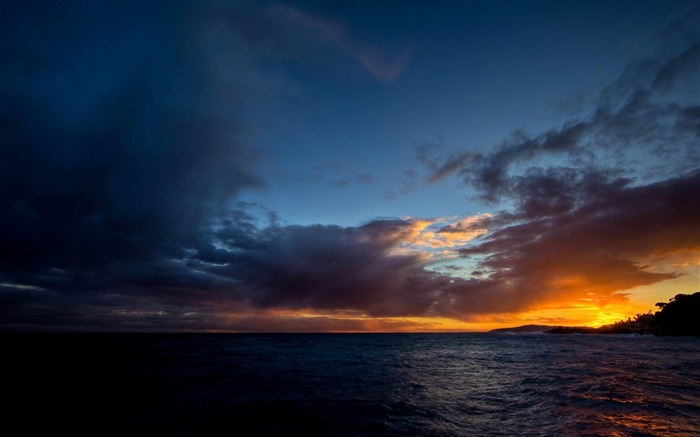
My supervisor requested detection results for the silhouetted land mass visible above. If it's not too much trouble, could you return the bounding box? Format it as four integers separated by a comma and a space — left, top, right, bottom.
490, 324, 554, 333
545, 326, 599, 334
543, 292, 700, 336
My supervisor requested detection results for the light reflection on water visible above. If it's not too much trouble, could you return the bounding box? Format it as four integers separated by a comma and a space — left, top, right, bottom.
7, 333, 700, 436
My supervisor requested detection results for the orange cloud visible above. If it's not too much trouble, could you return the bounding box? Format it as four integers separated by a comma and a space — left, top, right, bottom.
390, 213, 491, 261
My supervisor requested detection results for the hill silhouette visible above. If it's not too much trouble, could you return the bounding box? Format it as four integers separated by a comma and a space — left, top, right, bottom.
490, 324, 554, 333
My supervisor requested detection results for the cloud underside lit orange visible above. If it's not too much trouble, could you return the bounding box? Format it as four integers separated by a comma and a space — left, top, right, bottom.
3, 172, 696, 332
214, 304, 668, 333
212, 259, 698, 332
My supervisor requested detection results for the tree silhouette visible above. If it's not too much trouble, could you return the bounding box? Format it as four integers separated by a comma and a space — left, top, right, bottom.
650, 292, 700, 336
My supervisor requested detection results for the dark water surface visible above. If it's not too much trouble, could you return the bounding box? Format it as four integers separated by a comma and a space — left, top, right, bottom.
6, 333, 700, 436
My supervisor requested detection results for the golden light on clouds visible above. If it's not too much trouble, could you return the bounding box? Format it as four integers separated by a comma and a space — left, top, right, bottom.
390, 213, 491, 261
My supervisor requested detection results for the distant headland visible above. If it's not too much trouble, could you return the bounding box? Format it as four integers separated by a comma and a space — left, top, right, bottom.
492, 292, 700, 336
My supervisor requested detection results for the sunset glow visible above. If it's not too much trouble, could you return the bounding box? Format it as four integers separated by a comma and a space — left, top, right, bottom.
1, 0, 698, 332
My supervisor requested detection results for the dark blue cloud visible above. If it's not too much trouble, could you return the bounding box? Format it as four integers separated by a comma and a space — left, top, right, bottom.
0, 2, 260, 290
0, 1, 418, 330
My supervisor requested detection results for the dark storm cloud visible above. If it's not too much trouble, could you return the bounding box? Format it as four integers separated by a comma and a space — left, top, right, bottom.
1, 2, 698, 331
0, 215, 457, 329
0, 2, 260, 313
0, 0, 418, 331
197, 219, 449, 317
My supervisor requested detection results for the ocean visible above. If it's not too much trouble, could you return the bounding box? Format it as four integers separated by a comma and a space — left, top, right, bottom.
5, 333, 700, 436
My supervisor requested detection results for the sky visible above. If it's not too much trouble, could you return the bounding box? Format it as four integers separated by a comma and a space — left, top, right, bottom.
1, 0, 698, 332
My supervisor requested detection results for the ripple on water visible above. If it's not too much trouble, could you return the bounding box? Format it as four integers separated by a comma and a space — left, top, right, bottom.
4, 333, 700, 436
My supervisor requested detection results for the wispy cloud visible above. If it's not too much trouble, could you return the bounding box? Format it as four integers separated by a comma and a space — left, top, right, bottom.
301, 161, 375, 188
207, 2, 411, 84
272, 5, 411, 83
